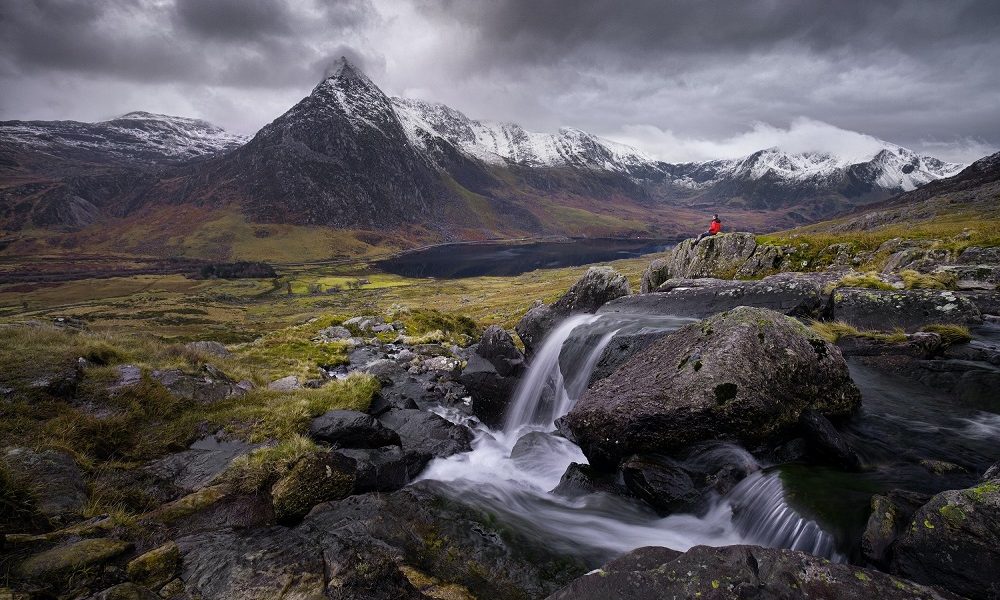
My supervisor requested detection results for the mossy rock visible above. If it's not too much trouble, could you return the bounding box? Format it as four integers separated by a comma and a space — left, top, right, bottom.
126, 541, 179, 590
91, 582, 161, 600
271, 451, 356, 524
15, 537, 132, 580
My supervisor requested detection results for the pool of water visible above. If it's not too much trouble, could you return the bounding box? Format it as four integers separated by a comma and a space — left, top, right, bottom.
376, 238, 679, 278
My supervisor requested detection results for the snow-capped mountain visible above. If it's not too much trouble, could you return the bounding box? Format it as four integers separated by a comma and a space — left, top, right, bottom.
0, 111, 247, 165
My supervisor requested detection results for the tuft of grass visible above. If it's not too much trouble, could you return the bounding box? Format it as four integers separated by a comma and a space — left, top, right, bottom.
900, 270, 957, 290
835, 272, 895, 291
810, 321, 907, 344
223, 434, 317, 494
393, 308, 481, 346
920, 324, 972, 345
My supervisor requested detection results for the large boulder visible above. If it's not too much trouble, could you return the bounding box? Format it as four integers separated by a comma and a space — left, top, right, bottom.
270, 451, 356, 524
565, 307, 861, 469
545, 544, 960, 600
861, 489, 931, 568
308, 409, 401, 448
2, 447, 88, 524
334, 446, 431, 493
517, 266, 631, 356
377, 409, 474, 459
460, 326, 526, 427
834, 288, 982, 331
606, 272, 836, 320
890, 475, 1000, 599
620, 455, 699, 514
640, 232, 758, 292
298, 481, 588, 600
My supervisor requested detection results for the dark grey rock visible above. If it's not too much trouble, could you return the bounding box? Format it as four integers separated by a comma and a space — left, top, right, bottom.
834, 288, 982, 331
184, 341, 230, 358
334, 446, 431, 493
309, 409, 401, 448
550, 462, 628, 498
145, 434, 258, 494
565, 307, 861, 469
798, 409, 862, 470
620, 455, 699, 514
641, 232, 759, 291
152, 366, 247, 404
861, 489, 931, 568
378, 409, 473, 458
546, 544, 961, 600
2, 447, 87, 524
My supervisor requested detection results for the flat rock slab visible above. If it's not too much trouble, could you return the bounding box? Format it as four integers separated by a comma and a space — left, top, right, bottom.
2, 447, 88, 522
834, 288, 982, 331
145, 434, 257, 493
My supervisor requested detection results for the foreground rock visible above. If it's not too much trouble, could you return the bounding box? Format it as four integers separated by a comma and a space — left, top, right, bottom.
517, 266, 631, 356
545, 544, 960, 600
889, 474, 1000, 600
2, 447, 88, 525
459, 325, 526, 426
377, 408, 474, 458
565, 307, 861, 468
270, 451, 356, 523
608, 272, 836, 319
309, 409, 401, 448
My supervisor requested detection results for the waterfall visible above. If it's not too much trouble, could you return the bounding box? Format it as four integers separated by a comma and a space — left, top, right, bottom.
418, 311, 845, 564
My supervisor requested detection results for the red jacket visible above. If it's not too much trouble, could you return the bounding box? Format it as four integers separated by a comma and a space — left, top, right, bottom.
708, 219, 722, 234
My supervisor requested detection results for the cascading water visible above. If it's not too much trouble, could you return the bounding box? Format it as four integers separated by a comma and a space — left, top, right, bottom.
418, 312, 845, 565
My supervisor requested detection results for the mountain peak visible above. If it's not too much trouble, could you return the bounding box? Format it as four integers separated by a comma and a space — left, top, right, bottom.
322, 56, 368, 85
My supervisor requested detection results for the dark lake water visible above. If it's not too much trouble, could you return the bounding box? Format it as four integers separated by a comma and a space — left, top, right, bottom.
376, 238, 679, 278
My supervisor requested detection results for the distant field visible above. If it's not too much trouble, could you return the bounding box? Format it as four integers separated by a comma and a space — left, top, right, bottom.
0, 252, 661, 341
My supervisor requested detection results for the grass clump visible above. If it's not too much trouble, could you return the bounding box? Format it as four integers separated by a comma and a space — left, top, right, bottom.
235, 328, 350, 382
835, 272, 895, 291
810, 321, 907, 344
223, 434, 318, 494
900, 270, 957, 290
394, 308, 480, 346
920, 324, 972, 345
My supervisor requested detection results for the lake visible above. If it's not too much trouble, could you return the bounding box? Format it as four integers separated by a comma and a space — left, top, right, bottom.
376, 238, 679, 278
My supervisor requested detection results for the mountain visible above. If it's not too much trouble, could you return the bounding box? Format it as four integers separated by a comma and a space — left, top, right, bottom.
0, 57, 974, 259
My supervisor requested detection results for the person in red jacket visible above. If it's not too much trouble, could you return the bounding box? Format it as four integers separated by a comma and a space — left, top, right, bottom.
693, 214, 722, 245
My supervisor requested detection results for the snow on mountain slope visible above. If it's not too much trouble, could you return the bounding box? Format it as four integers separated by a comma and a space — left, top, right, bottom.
0, 111, 247, 164
392, 97, 659, 174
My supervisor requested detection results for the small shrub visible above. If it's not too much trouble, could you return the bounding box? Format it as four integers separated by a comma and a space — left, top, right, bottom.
920, 324, 972, 345
900, 270, 957, 290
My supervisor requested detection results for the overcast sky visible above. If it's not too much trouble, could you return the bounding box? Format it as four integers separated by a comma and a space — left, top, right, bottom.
2, 0, 998, 163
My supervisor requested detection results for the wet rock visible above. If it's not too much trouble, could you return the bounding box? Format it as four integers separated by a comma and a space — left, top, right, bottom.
184, 340, 230, 358
127, 541, 179, 590
550, 462, 628, 498
141, 485, 275, 539
361, 358, 406, 383
565, 307, 861, 469
266, 375, 300, 391
145, 433, 257, 493
834, 288, 982, 331
460, 326, 526, 427
919, 459, 967, 475
15, 537, 132, 581
837, 332, 943, 358
798, 409, 862, 470
299, 480, 587, 600
270, 451, 356, 524
422, 355, 463, 376
334, 446, 431, 493
517, 266, 631, 357
176, 527, 326, 600
89, 582, 160, 600
546, 544, 960, 600
378, 409, 473, 459
2, 447, 88, 524
309, 409, 401, 448
588, 329, 670, 386
606, 272, 836, 320
891, 475, 1000, 599
861, 489, 932, 568
620, 455, 699, 514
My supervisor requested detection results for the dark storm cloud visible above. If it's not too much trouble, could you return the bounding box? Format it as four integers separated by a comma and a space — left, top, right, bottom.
0, 0, 997, 161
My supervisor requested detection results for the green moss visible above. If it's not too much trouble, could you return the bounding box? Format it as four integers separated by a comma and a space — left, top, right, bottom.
938, 503, 967, 525
965, 481, 1000, 502
126, 541, 179, 589
923, 518, 935, 529
854, 571, 870, 582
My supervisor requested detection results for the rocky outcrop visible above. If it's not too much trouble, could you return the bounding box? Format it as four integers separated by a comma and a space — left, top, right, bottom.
834, 288, 982, 331
517, 266, 631, 356
151, 365, 249, 403
145, 434, 257, 494
608, 272, 837, 319
545, 544, 960, 600
334, 446, 430, 493
641, 233, 759, 291
890, 475, 1000, 600
565, 307, 861, 469
460, 325, 526, 426
861, 489, 932, 568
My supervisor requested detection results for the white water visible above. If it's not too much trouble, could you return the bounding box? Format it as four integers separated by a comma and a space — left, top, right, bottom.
419, 313, 842, 564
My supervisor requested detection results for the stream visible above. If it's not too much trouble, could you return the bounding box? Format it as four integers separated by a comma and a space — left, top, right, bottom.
417, 314, 1000, 567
